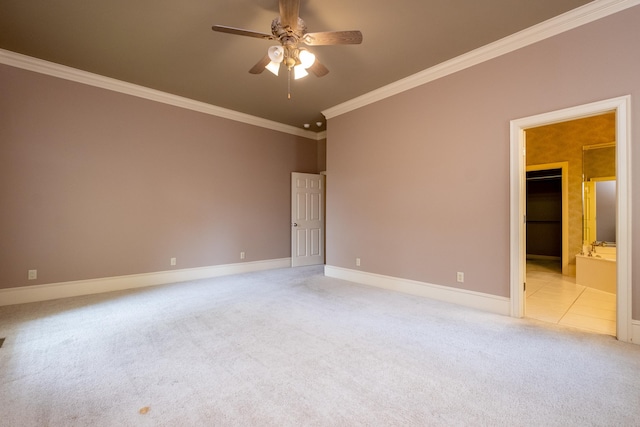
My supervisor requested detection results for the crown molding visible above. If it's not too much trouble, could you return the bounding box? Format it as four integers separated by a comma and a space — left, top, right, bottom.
0, 48, 323, 140
323, 0, 640, 119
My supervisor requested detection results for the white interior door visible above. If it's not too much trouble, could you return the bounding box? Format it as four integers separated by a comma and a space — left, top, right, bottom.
291, 172, 325, 267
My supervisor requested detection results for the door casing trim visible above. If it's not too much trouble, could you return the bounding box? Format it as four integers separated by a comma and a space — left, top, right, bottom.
510, 95, 632, 342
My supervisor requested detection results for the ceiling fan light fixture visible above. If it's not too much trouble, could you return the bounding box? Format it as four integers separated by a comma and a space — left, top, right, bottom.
298, 49, 316, 68
213, 0, 363, 96
293, 64, 308, 80
268, 45, 284, 63
265, 61, 281, 76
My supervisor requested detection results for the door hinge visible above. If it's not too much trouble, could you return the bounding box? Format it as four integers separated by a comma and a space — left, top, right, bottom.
523, 282, 526, 291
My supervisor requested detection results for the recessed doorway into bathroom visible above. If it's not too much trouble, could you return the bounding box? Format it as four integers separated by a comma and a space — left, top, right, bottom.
511, 96, 631, 342
523, 113, 616, 336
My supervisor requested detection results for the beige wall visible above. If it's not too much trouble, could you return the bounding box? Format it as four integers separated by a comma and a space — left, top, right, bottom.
326, 6, 640, 318
526, 113, 615, 269
0, 64, 320, 289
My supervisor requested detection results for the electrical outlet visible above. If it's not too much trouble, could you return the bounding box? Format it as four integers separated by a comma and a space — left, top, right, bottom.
28, 269, 37, 280
457, 272, 464, 283
170, 257, 176, 266
240, 251, 245, 260
356, 257, 361, 267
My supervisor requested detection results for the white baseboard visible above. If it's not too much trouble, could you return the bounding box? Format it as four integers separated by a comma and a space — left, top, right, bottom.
0, 258, 291, 306
324, 265, 510, 316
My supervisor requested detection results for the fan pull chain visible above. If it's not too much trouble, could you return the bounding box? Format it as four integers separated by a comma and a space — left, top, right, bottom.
287, 68, 291, 100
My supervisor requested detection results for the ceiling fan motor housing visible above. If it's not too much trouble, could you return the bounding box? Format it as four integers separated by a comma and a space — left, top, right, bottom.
271, 17, 307, 45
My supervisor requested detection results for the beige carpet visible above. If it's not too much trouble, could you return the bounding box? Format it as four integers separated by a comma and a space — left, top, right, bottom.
1, 265, 639, 426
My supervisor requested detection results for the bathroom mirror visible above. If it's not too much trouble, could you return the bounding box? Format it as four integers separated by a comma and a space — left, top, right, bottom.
582, 143, 616, 245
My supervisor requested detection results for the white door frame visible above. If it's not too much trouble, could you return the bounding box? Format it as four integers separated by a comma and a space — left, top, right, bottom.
510, 95, 632, 342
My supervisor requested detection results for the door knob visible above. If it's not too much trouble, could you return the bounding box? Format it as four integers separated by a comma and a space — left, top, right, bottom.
292, 223, 298, 227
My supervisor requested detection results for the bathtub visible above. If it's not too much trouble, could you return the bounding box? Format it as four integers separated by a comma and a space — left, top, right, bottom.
576, 248, 616, 294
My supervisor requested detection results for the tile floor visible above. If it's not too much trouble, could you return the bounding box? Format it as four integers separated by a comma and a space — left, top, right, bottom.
525, 259, 616, 336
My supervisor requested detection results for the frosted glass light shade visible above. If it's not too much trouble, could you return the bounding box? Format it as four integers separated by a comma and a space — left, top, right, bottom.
265, 61, 280, 76
268, 46, 284, 63
298, 50, 316, 68
293, 65, 308, 79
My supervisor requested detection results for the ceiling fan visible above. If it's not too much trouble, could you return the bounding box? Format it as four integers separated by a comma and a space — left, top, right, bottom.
212, 0, 363, 97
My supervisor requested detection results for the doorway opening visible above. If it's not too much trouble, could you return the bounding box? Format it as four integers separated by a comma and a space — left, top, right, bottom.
526, 163, 569, 273
527, 168, 562, 263
510, 96, 632, 342
525, 157, 614, 335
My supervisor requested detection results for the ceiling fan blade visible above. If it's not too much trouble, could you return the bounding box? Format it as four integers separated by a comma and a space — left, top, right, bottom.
279, 0, 300, 30
249, 55, 271, 74
212, 25, 275, 41
302, 30, 363, 46
308, 60, 329, 77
